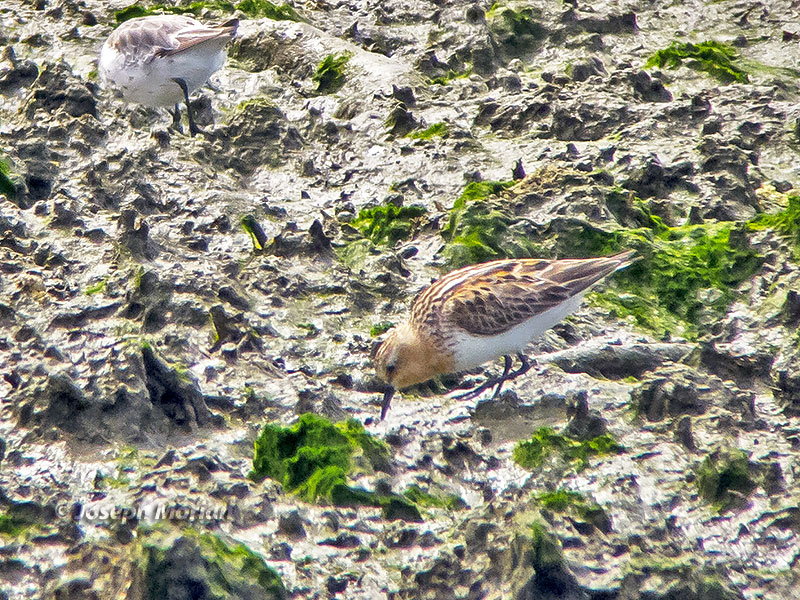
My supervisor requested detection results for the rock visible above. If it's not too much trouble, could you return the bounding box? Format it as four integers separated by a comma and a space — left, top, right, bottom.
117, 210, 158, 260
133, 533, 286, 600
565, 390, 607, 439
278, 510, 306, 540
23, 61, 96, 119
385, 103, 418, 137
569, 57, 606, 82
629, 70, 672, 102
632, 365, 715, 421
209, 100, 293, 175
0, 47, 38, 93
464, 521, 495, 553
547, 343, 693, 379
386, 527, 418, 548
674, 416, 696, 451
53, 578, 99, 600
771, 350, 800, 416
620, 154, 696, 198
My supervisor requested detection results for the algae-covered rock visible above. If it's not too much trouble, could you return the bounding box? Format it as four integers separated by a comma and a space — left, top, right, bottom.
250, 413, 421, 520
132, 529, 286, 600
696, 447, 759, 512
486, 3, 548, 60
513, 426, 623, 472
350, 202, 427, 246
441, 180, 544, 267
312, 53, 350, 94
646, 41, 750, 84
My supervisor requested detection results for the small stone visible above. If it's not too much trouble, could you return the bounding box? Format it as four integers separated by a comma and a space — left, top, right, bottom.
763, 462, 785, 495
675, 417, 696, 451
154, 449, 177, 468
464, 521, 494, 552
269, 542, 292, 560
278, 510, 306, 539
326, 576, 349, 595
565, 390, 607, 439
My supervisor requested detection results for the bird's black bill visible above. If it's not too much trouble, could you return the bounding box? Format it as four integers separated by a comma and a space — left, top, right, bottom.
380, 386, 395, 420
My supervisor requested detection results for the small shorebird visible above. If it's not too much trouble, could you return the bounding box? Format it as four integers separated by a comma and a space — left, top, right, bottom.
98, 15, 238, 136
374, 250, 636, 419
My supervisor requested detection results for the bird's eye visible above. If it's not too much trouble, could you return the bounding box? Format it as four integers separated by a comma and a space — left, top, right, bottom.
386, 363, 396, 376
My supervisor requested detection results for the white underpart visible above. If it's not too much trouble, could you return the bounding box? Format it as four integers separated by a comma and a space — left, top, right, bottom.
451, 291, 588, 371
98, 32, 229, 107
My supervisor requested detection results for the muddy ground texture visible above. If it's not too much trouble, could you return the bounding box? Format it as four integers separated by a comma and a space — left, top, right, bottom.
2, 0, 800, 598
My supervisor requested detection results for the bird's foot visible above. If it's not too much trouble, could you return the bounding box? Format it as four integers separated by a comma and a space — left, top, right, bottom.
168, 105, 184, 135
453, 376, 504, 401
453, 353, 531, 401
171, 77, 209, 138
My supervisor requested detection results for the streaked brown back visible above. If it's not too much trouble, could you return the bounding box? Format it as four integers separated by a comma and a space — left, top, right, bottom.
411, 251, 635, 337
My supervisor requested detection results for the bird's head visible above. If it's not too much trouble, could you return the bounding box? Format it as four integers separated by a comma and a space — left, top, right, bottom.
373, 323, 449, 419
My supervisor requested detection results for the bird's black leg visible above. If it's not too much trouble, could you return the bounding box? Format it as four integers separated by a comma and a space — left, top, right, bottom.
491, 354, 514, 398
171, 77, 202, 137
454, 354, 514, 401
455, 353, 533, 401
510, 353, 531, 380
169, 103, 183, 132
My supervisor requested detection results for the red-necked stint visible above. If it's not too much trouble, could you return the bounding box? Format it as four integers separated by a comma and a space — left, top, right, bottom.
374, 250, 637, 419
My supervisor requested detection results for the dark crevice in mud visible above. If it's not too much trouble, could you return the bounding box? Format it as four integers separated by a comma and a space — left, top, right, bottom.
141, 344, 221, 430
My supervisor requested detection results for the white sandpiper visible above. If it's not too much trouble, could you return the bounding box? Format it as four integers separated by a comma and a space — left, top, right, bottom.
98, 15, 238, 136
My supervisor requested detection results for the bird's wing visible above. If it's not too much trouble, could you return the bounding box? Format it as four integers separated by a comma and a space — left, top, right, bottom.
107, 16, 197, 64
156, 19, 238, 57
417, 251, 635, 337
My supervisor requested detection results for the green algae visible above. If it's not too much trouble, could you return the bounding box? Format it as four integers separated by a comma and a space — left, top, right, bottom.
430, 68, 472, 86
591, 221, 762, 339
115, 1, 234, 22
250, 414, 421, 520
696, 447, 758, 512
312, 53, 351, 94
370, 321, 394, 337
114, 4, 154, 21
0, 501, 50, 538
486, 3, 547, 57
335, 238, 372, 269
535, 489, 610, 532
0, 156, 16, 200
441, 180, 546, 268
0, 512, 36, 537
529, 522, 566, 580
115, 0, 300, 23
408, 122, 449, 140
749, 194, 800, 259
513, 427, 623, 471
235, 0, 301, 20
296, 322, 319, 336
535, 489, 587, 512
403, 484, 466, 511
232, 96, 276, 113
240, 214, 268, 251
84, 279, 107, 296
351, 202, 427, 246
142, 529, 286, 599
458, 180, 515, 202
553, 192, 765, 339
645, 40, 749, 84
